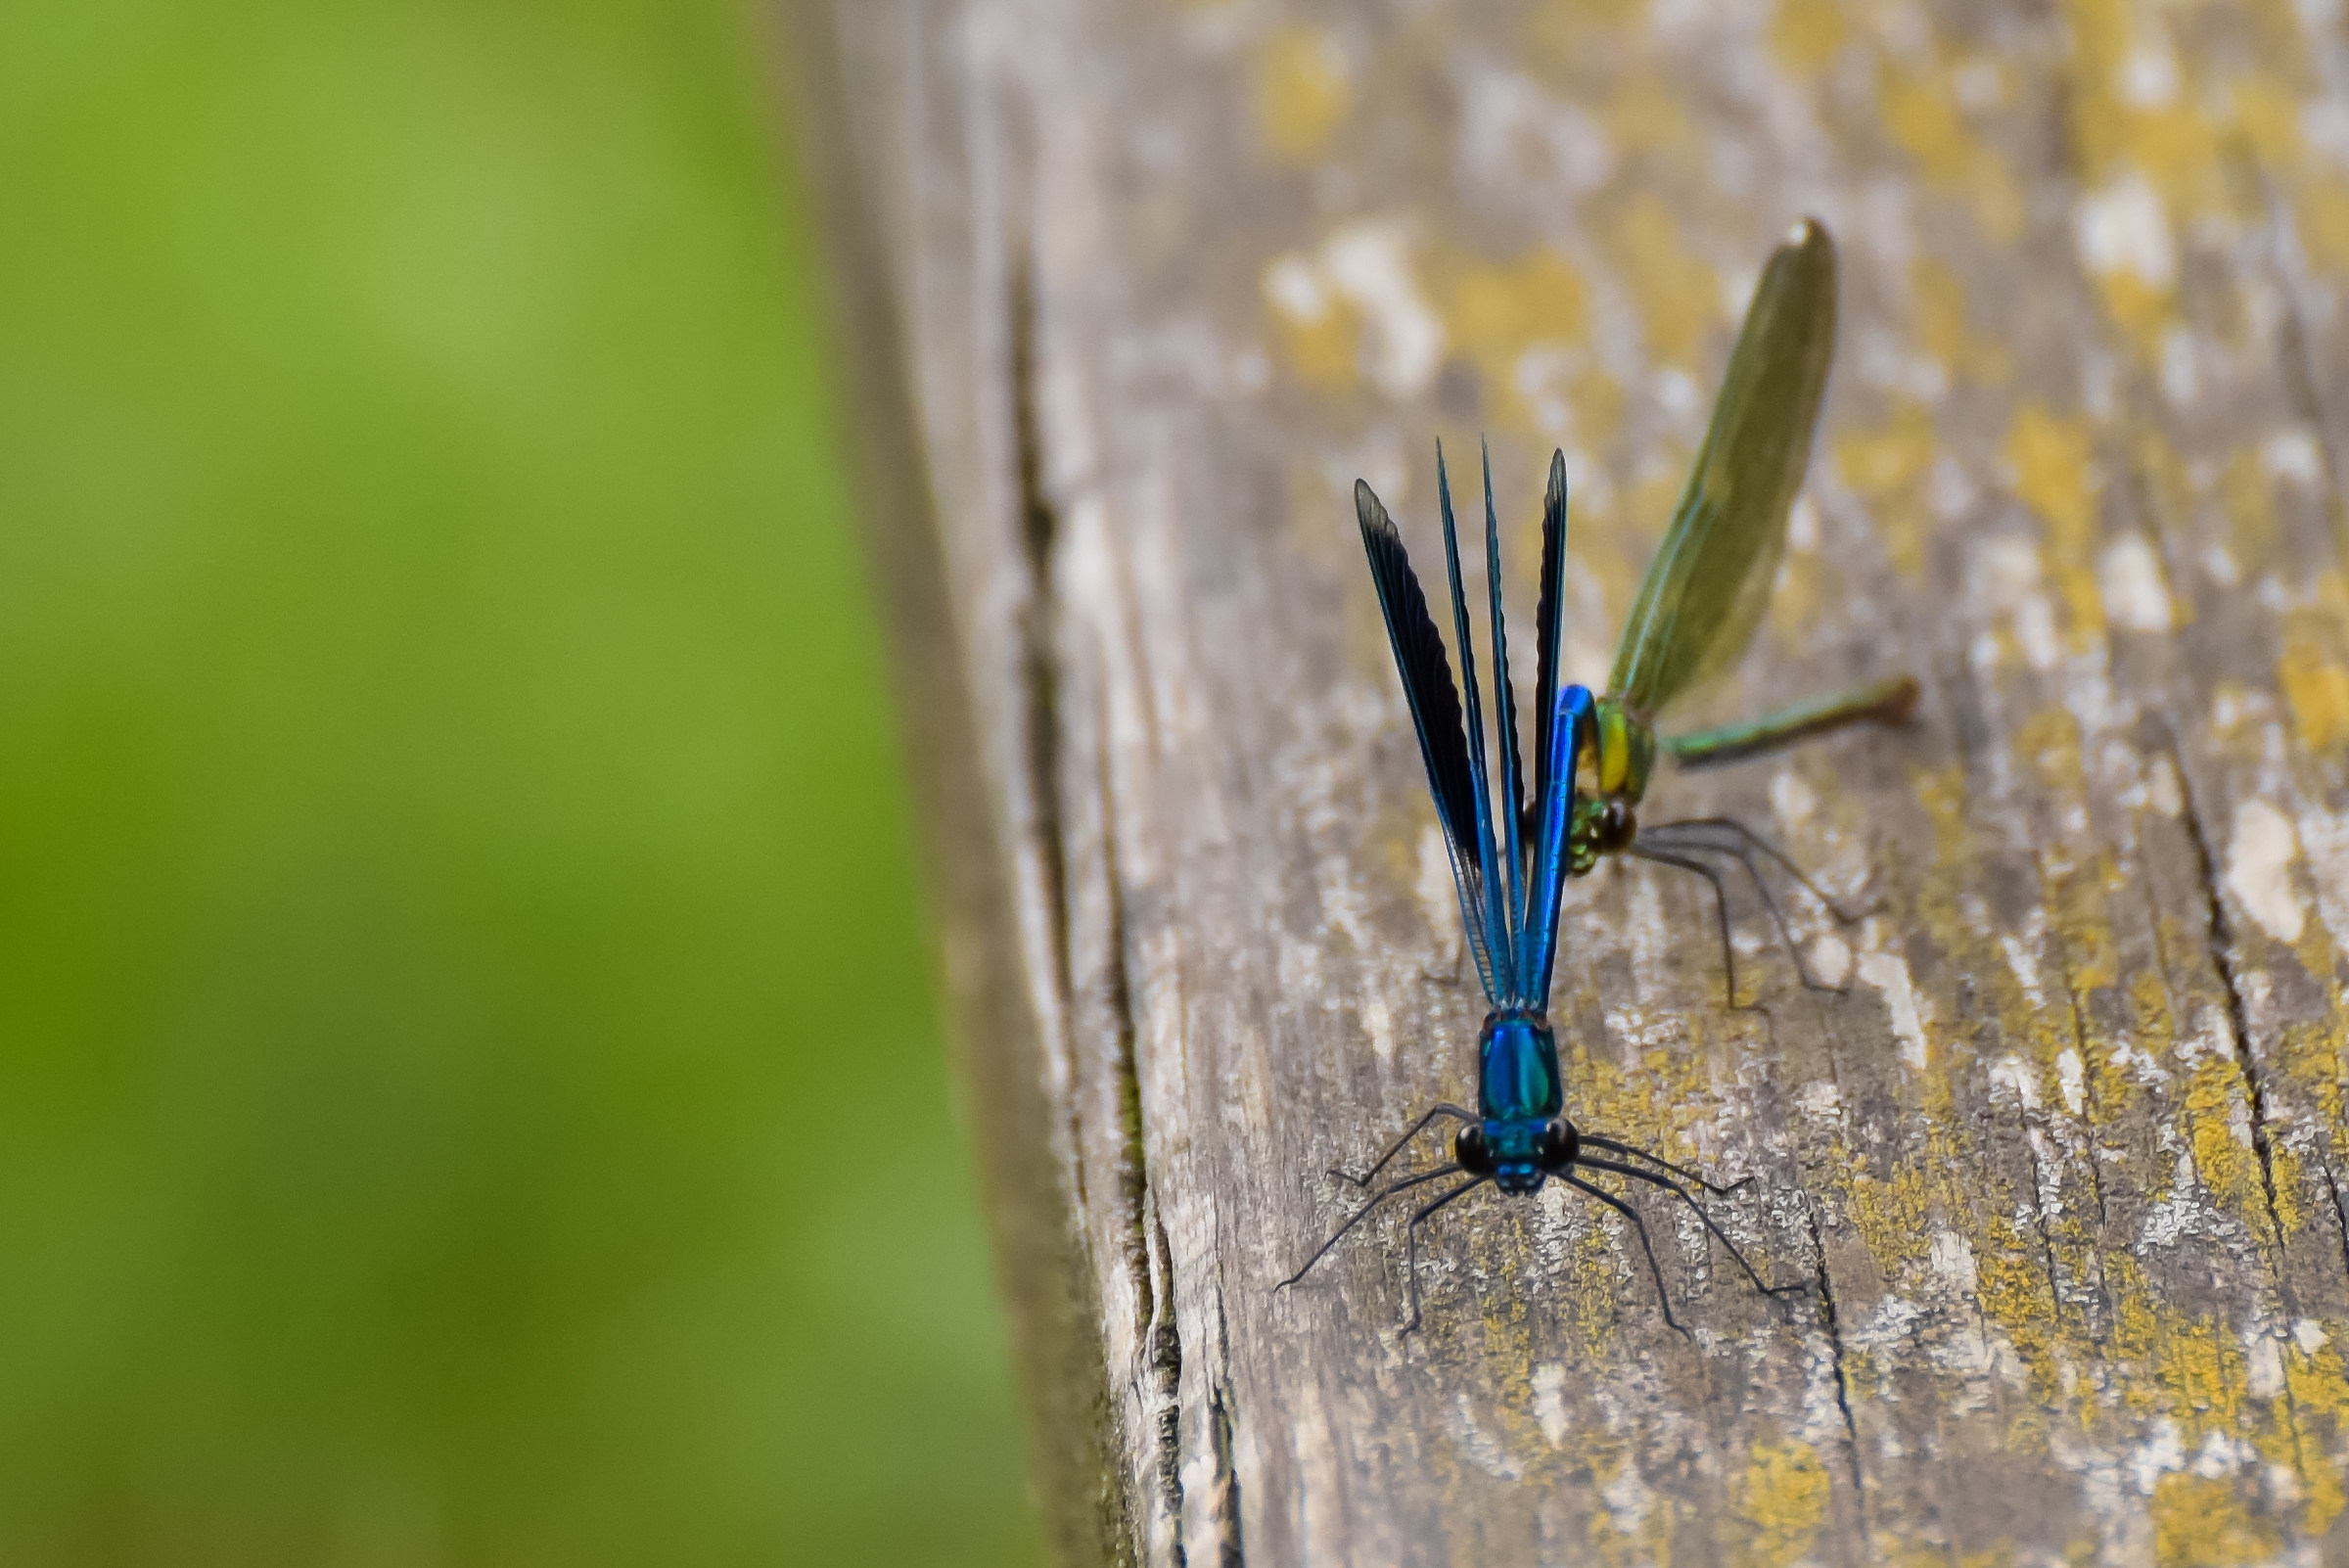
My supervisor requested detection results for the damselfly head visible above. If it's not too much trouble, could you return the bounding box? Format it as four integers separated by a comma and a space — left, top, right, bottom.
1455, 1117, 1579, 1194
1568, 796, 1637, 874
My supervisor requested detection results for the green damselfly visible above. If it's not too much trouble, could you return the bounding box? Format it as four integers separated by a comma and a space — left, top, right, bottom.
1559, 217, 1916, 1006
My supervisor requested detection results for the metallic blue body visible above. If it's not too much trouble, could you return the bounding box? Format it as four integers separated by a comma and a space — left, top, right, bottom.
1477, 1011, 1563, 1193
1356, 443, 1595, 1197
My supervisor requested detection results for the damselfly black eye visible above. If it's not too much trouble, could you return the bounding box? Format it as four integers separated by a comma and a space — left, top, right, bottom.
1454, 1124, 1493, 1175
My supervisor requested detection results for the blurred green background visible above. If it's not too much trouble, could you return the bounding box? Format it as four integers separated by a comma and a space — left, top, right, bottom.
0, 3, 1037, 1564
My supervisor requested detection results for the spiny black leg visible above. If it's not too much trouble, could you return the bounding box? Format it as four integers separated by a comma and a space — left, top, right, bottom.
1579, 1133, 1756, 1197
1400, 1176, 1486, 1334
1629, 846, 1756, 1013
1638, 824, 1846, 996
1649, 815, 1866, 923
1579, 1156, 1806, 1301
1329, 1104, 1477, 1189
1564, 1174, 1690, 1338
1278, 1163, 1463, 1293
1657, 832, 1844, 995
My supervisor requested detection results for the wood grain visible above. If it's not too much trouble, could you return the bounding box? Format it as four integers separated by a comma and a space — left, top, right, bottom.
779, 1, 2349, 1562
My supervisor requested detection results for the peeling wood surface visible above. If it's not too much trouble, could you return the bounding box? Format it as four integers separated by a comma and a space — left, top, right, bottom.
783, 1, 2349, 1562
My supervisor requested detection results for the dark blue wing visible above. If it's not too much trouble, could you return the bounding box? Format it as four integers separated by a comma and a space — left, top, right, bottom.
1524, 451, 1570, 866
1436, 446, 1518, 1004
1521, 680, 1595, 1009
1481, 441, 1527, 992
1355, 479, 1500, 1003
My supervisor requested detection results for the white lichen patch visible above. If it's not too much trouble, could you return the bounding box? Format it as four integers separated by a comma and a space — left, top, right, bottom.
2073, 172, 2176, 292
2096, 532, 2173, 632
1319, 221, 1445, 399
2225, 798, 2306, 945
2056, 1047, 2087, 1116
1531, 1362, 1571, 1447
1858, 948, 1928, 1069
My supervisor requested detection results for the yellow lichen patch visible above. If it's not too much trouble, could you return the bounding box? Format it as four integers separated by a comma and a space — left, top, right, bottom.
1845, 1161, 1931, 1276
1877, 58, 2024, 243
1261, 253, 1360, 393
1911, 762, 1969, 871
1604, 195, 1719, 369
2049, 849, 2121, 995
2126, 435, 2195, 630
1536, 0, 1647, 34
2183, 1054, 2257, 1214
1440, 248, 1590, 367
2277, 1018, 2345, 1145
2058, 0, 2229, 211
1835, 396, 1935, 577
2278, 635, 2349, 755
2276, 1334, 2349, 1532
1973, 1213, 2062, 1416
2150, 1473, 2279, 1568
1430, 246, 1591, 433
1769, 0, 1845, 77
1251, 25, 1351, 167
1726, 1437, 1830, 1568
2232, 77, 2304, 170
2107, 1254, 2161, 1404
2054, 0, 2256, 356
2079, 226, 2176, 363
2298, 177, 2349, 275
1569, 364, 1628, 455
1599, 69, 1706, 175
1913, 258, 2012, 387
2156, 1314, 2247, 1436
2283, 1332, 2349, 1419
1586, 1454, 1677, 1568
2003, 405, 2104, 650
2219, 446, 2282, 575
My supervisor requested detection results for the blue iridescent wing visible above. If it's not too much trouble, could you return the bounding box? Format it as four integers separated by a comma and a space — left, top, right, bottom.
1520, 681, 1594, 1010
1435, 447, 1519, 1004
1523, 449, 1570, 869
1480, 442, 1527, 991
1355, 479, 1501, 1003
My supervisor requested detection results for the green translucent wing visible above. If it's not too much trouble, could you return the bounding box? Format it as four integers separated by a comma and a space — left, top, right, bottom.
1606, 218, 1838, 719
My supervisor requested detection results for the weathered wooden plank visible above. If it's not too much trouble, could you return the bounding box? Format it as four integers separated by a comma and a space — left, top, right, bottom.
784, 1, 2349, 1562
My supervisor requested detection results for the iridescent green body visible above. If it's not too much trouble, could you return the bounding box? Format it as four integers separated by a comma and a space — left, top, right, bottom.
1566, 676, 1918, 874
1560, 219, 1917, 883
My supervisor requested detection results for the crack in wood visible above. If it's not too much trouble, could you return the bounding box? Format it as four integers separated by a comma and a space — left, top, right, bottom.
2167, 734, 2299, 1313
1803, 1204, 1869, 1553
1012, 245, 1074, 1009
2320, 1159, 2349, 1295
1103, 717, 1188, 1564
2063, 988, 2120, 1346
1207, 1292, 1246, 1568
1144, 1204, 1186, 1568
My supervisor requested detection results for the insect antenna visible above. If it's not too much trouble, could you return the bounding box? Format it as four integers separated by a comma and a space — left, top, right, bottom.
1578, 1156, 1807, 1301
1278, 1163, 1463, 1292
